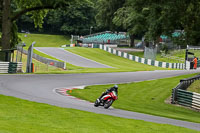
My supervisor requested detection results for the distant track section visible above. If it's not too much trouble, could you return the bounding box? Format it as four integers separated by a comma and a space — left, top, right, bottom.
35, 47, 113, 68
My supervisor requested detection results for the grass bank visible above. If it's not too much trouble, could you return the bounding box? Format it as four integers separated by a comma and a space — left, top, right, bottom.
188, 80, 200, 93
68, 73, 200, 123
0, 94, 199, 133
19, 33, 70, 47
66, 47, 167, 72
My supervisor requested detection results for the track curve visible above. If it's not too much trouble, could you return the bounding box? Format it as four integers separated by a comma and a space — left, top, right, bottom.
35, 47, 113, 68
0, 70, 200, 131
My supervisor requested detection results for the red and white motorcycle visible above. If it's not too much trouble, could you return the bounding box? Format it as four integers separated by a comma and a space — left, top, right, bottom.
94, 91, 118, 109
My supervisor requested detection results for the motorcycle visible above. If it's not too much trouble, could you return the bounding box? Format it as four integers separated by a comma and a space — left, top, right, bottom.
94, 91, 118, 109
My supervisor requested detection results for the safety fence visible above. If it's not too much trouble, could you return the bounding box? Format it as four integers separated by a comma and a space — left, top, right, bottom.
0, 62, 22, 73
99, 45, 185, 69
21, 49, 66, 70
171, 74, 200, 110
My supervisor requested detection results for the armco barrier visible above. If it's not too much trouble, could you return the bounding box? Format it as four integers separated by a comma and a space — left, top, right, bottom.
99, 45, 185, 69
177, 89, 200, 110
21, 49, 66, 69
171, 74, 200, 110
0, 62, 22, 73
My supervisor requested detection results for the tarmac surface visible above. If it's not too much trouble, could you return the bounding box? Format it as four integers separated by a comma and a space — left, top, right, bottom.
35, 47, 113, 68
0, 70, 200, 131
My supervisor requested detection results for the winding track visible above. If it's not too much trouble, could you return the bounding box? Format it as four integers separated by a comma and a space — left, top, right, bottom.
34, 47, 113, 68
0, 70, 200, 131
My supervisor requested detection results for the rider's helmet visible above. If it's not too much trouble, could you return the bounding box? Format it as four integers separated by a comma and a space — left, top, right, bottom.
114, 85, 118, 90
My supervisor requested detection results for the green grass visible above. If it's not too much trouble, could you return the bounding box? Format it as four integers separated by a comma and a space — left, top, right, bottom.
68, 73, 200, 123
0, 95, 199, 133
66, 47, 167, 71
19, 33, 70, 47
188, 80, 200, 93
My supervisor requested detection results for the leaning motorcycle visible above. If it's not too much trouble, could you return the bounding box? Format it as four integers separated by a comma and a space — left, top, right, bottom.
94, 91, 118, 109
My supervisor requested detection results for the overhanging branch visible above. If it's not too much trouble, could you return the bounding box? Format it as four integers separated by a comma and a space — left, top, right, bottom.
11, 5, 57, 22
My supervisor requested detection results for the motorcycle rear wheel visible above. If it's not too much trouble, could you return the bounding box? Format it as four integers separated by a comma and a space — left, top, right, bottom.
104, 99, 113, 109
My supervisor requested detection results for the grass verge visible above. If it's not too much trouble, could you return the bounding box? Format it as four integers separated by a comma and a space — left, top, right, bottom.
19, 52, 63, 73
66, 47, 167, 71
188, 80, 200, 93
0, 94, 199, 133
68, 73, 200, 123
19, 33, 70, 47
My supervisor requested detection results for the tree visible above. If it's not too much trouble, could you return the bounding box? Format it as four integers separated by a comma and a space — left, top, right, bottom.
16, 0, 96, 35
98, 0, 200, 47
113, 0, 149, 47
96, 0, 125, 31
135, 0, 200, 46
1, 0, 80, 51
96, 0, 145, 47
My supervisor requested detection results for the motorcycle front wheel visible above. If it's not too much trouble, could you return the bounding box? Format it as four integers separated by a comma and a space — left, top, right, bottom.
94, 99, 99, 107
104, 99, 113, 109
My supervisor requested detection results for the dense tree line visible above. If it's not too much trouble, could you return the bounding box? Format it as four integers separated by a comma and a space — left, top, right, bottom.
1, 0, 200, 52
17, 1, 96, 35
96, 0, 200, 47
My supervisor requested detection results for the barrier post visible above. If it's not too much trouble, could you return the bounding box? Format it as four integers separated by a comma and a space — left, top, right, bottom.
171, 88, 177, 104
31, 63, 34, 73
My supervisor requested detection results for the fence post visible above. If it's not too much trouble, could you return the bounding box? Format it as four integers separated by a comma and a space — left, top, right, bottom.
64, 62, 66, 70
171, 88, 178, 104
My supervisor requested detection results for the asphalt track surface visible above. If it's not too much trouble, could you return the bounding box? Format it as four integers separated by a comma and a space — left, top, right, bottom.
1, 70, 200, 131
35, 47, 113, 68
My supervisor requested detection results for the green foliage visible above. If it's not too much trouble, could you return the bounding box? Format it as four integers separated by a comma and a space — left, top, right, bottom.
16, 0, 96, 35
188, 80, 200, 93
59, 1, 95, 35
10, 22, 21, 48
97, 0, 200, 46
96, 0, 125, 31
113, 1, 147, 36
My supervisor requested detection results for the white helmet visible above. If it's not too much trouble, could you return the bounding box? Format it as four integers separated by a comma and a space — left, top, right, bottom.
114, 84, 118, 89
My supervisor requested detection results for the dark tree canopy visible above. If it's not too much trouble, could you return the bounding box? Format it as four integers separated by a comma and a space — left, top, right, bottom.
1, 0, 200, 53
17, 2, 96, 35
1, 0, 92, 51
96, 0, 200, 46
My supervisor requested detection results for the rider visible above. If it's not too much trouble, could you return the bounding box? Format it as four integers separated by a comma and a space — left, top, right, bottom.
98, 85, 118, 101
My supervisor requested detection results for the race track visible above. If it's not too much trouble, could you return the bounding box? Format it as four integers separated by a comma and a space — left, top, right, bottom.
0, 70, 200, 131
35, 47, 113, 68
